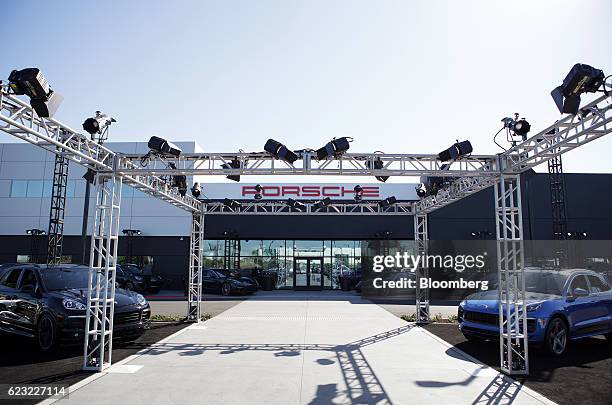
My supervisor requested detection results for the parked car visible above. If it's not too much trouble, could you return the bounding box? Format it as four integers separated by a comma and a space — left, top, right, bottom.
202, 268, 258, 296
0, 264, 151, 351
458, 268, 612, 356
116, 263, 163, 293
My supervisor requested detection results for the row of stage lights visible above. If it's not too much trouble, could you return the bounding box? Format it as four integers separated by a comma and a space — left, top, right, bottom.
5, 63, 610, 200
220, 194, 399, 212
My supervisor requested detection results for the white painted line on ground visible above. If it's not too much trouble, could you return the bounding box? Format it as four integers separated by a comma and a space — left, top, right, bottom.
107, 364, 143, 374
419, 325, 558, 405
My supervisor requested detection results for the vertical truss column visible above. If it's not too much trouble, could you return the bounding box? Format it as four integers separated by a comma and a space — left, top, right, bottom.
494, 175, 528, 375
548, 153, 568, 267
47, 152, 69, 265
414, 213, 429, 324
83, 175, 122, 371
187, 212, 204, 322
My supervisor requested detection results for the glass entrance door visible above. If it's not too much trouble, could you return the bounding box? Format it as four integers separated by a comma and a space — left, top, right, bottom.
293, 258, 323, 290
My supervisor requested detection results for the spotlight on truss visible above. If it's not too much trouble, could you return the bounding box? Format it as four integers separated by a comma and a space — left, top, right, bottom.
83, 168, 97, 185
191, 182, 201, 198
438, 140, 472, 162
313, 197, 332, 210
147, 136, 182, 158
83, 111, 116, 143
167, 162, 187, 197
501, 114, 531, 139
354, 185, 363, 201
378, 196, 397, 209
551, 63, 605, 114
223, 198, 241, 210
287, 198, 306, 211
8, 68, 63, 118
415, 183, 427, 198
316, 137, 352, 160
221, 158, 241, 182
254, 184, 263, 200
366, 154, 389, 182
264, 139, 299, 164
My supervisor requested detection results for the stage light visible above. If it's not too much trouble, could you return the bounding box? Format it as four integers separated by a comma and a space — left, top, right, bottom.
287, 198, 306, 211
316, 137, 352, 160
26, 229, 46, 236
223, 198, 241, 210
264, 139, 299, 164
191, 182, 201, 198
366, 155, 389, 182
438, 140, 473, 162
415, 183, 427, 198
551, 64, 605, 114
122, 229, 141, 236
83, 111, 116, 142
313, 197, 332, 210
83, 168, 97, 185
378, 196, 397, 209
221, 158, 241, 182
8, 68, 63, 118
254, 184, 263, 200
354, 185, 363, 201
147, 136, 182, 158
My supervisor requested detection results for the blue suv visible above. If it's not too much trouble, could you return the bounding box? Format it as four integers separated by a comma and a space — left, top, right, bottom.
458, 269, 612, 356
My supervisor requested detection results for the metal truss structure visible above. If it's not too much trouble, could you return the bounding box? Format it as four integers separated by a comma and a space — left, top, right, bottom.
413, 214, 429, 324
187, 213, 204, 322
47, 152, 69, 265
2, 82, 611, 375
494, 176, 528, 374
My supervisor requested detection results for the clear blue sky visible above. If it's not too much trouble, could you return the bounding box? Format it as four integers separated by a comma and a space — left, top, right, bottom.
2, 0, 611, 182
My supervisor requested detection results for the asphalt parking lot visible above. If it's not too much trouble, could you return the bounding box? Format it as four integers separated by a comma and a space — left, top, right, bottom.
424, 323, 612, 405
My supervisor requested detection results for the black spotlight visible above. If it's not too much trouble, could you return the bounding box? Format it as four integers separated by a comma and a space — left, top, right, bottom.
316, 137, 352, 160
254, 184, 263, 200
83, 111, 116, 141
223, 198, 241, 210
378, 196, 397, 209
415, 183, 427, 198
551, 64, 605, 114
366, 155, 389, 182
172, 175, 187, 197
287, 198, 306, 211
313, 197, 332, 210
221, 158, 241, 182
8, 68, 63, 118
147, 136, 182, 157
264, 139, 299, 164
438, 140, 473, 162
502, 114, 531, 141
83, 168, 97, 185
191, 182, 201, 198
354, 185, 363, 201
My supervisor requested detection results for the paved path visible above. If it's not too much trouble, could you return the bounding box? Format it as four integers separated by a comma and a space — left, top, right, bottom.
53, 292, 553, 405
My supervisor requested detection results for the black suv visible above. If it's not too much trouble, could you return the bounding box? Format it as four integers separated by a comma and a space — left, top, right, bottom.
116, 264, 163, 293
0, 264, 151, 351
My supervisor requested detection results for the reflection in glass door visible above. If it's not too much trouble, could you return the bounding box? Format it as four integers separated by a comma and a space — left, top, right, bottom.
293, 258, 323, 290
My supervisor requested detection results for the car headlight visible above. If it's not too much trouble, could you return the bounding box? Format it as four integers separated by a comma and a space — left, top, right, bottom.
63, 299, 86, 311
135, 293, 147, 306
526, 302, 543, 312
459, 299, 467, 307
133, 275, 143, 281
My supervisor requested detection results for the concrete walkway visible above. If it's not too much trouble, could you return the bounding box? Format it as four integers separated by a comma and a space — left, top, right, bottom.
53, 292, 553, 405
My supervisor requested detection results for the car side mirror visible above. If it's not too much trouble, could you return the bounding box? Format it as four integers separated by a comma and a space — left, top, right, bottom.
572, 287, 589, 298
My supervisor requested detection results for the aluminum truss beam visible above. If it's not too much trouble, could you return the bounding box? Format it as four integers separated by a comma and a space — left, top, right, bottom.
202, 200, 414, 215
116, 151, 498, 177
187, 212, 204, 322
83, 175, 122, 371
494, 175, 528, 375
414, 214, 429, 324
47, 152, 69, 265
0, 91, 201, 213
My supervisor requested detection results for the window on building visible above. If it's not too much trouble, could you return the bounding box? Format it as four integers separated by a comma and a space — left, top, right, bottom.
10, 180, 28, 197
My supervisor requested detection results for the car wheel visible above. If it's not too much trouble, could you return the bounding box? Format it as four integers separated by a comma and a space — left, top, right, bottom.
545, 317, 568, 356
125, 282, 135, 291
221, 283, 231, 296
37, 313, 57, 352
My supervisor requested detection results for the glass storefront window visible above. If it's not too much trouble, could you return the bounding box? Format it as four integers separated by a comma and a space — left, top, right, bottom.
240, 240, 263, 257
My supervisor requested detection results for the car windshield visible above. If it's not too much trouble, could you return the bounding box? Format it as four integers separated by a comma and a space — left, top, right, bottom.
482, 271, 568, 296
41, 267, 98, 291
